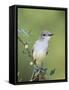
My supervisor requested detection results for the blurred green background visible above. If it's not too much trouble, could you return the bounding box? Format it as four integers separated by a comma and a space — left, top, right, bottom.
18, 8, 65, 82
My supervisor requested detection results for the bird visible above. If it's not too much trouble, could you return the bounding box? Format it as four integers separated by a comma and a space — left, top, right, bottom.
30, 31, 53, 67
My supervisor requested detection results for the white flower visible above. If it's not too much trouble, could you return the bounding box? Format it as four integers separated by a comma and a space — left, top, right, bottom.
30, 62, 33, 66
25, 44, 28, 49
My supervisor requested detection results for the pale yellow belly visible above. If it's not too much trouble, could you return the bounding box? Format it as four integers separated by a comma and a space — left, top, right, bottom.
33, 51, 46, 66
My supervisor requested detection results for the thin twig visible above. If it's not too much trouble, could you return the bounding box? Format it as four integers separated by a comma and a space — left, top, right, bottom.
18, 36, 33, 58
18, 36, 25, 46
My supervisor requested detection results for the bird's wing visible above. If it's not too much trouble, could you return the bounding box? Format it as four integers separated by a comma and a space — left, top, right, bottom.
32, 48, 36, 65
32, 40, 39, 54
32, 48, 34, 54
45, 48, 48, 56
46, 51, 48, 55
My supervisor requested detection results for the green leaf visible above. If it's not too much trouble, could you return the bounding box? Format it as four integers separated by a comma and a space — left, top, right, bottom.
50, 69, 56, 76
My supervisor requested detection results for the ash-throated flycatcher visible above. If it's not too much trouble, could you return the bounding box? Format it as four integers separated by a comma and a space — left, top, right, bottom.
30, 31, 53, 67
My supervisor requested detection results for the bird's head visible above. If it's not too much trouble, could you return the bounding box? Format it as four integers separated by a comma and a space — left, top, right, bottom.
41, 31, 53, 41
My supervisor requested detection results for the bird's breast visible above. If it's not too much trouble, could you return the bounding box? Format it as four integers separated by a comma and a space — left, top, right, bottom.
33, 40, 48, 60
34, 40, 48, 52
33, 39, 49, 66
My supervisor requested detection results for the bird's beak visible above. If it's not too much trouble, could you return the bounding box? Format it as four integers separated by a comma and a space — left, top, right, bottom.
48, 33, 53, 36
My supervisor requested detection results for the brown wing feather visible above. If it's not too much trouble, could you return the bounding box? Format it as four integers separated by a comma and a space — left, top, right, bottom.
46, 51, 48, 55
32, 49, 36, 65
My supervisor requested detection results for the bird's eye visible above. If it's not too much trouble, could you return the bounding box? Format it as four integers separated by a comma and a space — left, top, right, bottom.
43, 34, 46, 36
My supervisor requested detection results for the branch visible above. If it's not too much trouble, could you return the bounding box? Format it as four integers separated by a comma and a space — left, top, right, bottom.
18, 36, 33, 58
18, 36, 25, 46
